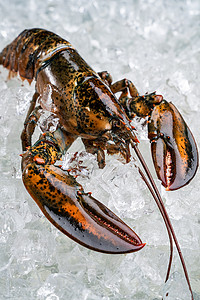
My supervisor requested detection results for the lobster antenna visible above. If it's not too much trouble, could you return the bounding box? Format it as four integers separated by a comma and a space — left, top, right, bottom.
133, 144, 194, 300
137, 167, 173, 283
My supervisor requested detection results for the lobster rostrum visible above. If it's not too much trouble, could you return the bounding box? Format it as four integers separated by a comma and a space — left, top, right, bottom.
0, 29, 198, 298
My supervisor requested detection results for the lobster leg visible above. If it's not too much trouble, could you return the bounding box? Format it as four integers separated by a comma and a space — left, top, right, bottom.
98, 71, 113, 86
82, 139, 106, 169
21, 105, 42, 151
110, 77, 198, 191
23, 92, 40, 125
111, 78, 139, 98
98, 75, 133, 108
21, 92, 77, 153
21, 130, 145, 254
20, 91, 42, 150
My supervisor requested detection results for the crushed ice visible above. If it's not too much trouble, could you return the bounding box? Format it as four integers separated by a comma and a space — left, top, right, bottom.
0, 0, 200, 299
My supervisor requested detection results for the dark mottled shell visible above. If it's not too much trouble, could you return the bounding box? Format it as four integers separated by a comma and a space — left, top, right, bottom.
0, 28, 72, 81
148, 100, 199, 190
22, 139, 145, 254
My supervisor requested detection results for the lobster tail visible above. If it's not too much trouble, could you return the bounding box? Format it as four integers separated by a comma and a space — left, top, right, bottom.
0, 28, 73, 82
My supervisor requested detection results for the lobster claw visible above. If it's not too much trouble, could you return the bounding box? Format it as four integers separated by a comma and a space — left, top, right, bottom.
148, 100, 199, 191
21, 142, 145, 254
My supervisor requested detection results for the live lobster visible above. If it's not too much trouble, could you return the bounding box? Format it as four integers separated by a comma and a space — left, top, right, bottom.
0, 28, 198, 298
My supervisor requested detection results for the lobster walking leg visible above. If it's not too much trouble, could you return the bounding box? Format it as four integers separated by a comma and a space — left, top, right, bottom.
111, 78, 139, 98
23, 92, 40, 125
82, 138, 106, 169
98, 71, 113, 86
21, 104, 42, 150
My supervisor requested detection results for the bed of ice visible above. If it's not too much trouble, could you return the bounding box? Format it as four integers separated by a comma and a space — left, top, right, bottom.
0, 0, 200, 299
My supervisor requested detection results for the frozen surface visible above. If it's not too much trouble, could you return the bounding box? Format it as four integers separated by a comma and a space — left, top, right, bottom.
0, 0, 200, 299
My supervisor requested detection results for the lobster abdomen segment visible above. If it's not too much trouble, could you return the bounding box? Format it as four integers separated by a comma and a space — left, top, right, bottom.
0, 28, 73, 82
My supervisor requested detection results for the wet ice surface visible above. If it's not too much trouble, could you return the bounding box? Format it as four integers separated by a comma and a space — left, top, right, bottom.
0, 0, 200, 299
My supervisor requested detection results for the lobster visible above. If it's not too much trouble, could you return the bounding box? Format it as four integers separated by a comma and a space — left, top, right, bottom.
0, 28, 198, 298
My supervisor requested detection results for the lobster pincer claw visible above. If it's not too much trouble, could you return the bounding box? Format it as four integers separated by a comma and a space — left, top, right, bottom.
148, 100, 199, 191
21, 137, 145, 254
